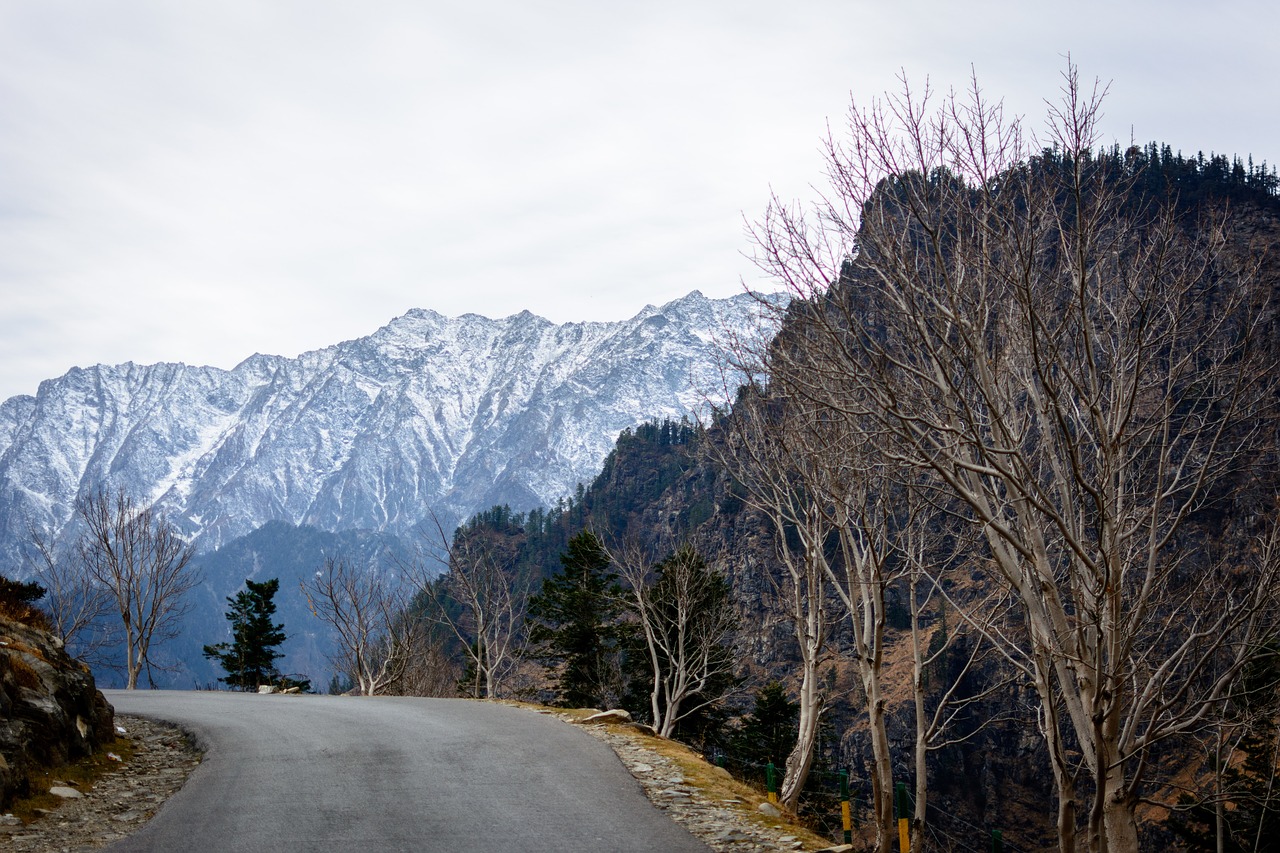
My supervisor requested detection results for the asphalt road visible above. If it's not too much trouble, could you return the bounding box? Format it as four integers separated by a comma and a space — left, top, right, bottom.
102, 690, 710, 853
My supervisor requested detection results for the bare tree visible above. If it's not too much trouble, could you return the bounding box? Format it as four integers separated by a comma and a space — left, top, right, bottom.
27, 523, 117, 667
757, 381, 906, 840
75, 488, 199, 689
702, 384, 831, 811
715, 298, 910, 839
611, 540, 738, 738
811, 447, 927, 852
389, 625, 460, 698
749, 62, 1280, 851
724, 352, 1004, 849
900, 515, 1015, 851
303, 555, 417, 696
418, 515, 530, 699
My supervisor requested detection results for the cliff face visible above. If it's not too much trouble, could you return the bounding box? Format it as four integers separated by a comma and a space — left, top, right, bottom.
0, 616, 114, 808
531, 187, 1280, 843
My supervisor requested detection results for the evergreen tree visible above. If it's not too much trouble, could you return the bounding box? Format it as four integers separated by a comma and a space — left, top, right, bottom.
203, 578, 288, 690
0, 575, 46, 606
729, 682, 799, 774
725, 681, 841, 824
525, 531, 628, 707
327, 672, 353, 695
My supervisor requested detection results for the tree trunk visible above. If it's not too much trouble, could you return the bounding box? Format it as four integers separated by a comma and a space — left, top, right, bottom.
124, 620, 139, 689
1059, 797, 1078, 853
909, 573, 927, 853
658, 671, 684, 738
911, 677, 927, 852
1101, 773, 1139, 853
865, 673, 895, 853
780, 658, 822, 811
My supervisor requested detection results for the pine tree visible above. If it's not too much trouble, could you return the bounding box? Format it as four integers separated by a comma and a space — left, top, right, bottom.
730, 682, 799, 774
525, 531, 628, 707
203, 578, 288, 690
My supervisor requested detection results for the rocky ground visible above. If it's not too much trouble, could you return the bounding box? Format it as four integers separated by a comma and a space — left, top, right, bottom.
2, 706, 841, 853
0, 715, 201, 852
552, 709, 838, 853
577, 725, 811, 851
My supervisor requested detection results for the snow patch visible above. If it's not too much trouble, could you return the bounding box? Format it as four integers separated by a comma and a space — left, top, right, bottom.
0, 291, 785, 557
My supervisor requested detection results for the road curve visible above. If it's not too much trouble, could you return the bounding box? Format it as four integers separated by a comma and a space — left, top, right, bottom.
103, 690, 710, 853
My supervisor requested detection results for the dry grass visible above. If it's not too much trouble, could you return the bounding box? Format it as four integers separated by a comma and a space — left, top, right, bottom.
0, 600, 52, 632
507, 702, 836, 849
7, 656, 42, 690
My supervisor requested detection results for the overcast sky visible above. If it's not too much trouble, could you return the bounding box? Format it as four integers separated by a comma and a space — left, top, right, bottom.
1, 1, 1276, 401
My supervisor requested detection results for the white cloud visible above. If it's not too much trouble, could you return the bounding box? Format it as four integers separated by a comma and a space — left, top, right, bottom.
1, 0, 1276, 399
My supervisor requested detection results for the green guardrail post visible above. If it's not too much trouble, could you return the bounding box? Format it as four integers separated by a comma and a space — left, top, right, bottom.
991, 829, 1003, 853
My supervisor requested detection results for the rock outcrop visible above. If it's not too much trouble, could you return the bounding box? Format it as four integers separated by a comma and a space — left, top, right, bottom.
0, 616, 114, 808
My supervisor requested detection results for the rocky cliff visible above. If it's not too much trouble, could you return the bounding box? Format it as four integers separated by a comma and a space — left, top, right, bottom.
0, 615, 114, 808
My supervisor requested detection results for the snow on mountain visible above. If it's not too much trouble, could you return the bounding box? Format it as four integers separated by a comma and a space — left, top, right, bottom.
0, 290, 782, 562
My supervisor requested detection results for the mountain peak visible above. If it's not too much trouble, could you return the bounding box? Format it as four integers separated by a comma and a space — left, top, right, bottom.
0, 291, 783, 561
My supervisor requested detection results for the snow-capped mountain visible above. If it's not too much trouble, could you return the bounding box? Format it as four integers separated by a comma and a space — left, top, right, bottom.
0, 290, 779, 562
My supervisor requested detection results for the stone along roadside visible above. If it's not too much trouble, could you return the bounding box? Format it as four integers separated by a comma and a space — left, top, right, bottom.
0, 715, 202, 852
550, 708, 836, 853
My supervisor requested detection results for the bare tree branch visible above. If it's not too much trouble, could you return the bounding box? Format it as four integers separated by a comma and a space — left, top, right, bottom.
303, 555, 416, 696
413, 513, 530, 699
74, 487, 199, 689
747, 59, 1280, 852
26, 522, 117, 668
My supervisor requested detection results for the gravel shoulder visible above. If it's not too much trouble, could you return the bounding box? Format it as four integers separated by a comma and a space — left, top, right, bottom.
543, 708, 833, 853
0, 715, 202, 852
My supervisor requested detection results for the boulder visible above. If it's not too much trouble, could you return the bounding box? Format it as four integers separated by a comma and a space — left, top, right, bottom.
48, 785, 83, 799
581, 709, 631, 724
0, 615, 114, 808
